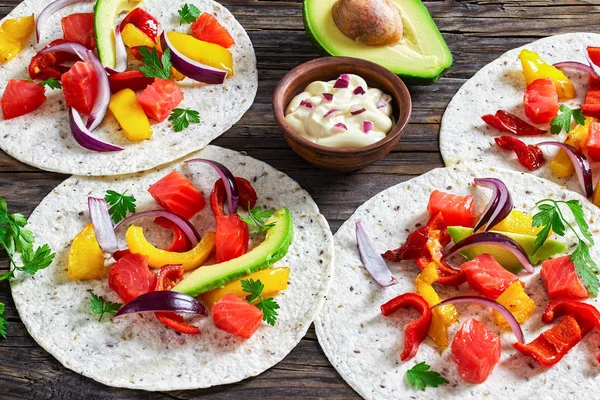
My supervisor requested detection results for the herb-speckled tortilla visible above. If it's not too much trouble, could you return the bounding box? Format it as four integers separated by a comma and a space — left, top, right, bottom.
316, 165, 600, 400
440, 33, 600, 194
0, 0, 257, 176
10, 145, 333, 390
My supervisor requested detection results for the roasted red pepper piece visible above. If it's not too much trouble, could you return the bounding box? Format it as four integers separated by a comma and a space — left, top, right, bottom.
154, 264, 200, 334
495, 135, 545, 171
381, 293, 432, 361
588, 47, 600, 68
543, 298, 598, 335
382, 225, 428, 262
513, 315, 582, 367
209, 177, 258, 217
581, 74, 600, 118
153, 217, 192, 253
482, 110, 546, 136
119, 8, 159, 43
28, 39, 79, 80
112, 249, 131, 261
108, 70, 154, 93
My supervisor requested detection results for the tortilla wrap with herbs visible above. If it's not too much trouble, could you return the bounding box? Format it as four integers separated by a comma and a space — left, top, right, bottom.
440, 33, 600, 194
315, 165, 600, 400
9, 145, 333, 390
0, 0, 257, 176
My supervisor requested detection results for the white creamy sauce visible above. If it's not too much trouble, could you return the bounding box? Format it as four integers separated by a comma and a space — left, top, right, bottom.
284, 74, 394, 148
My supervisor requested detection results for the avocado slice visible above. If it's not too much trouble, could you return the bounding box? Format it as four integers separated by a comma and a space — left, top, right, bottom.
94, 0, 142, 68
173, 208, 294, 297
447, 226, 568, 274
303, 0, 452, 84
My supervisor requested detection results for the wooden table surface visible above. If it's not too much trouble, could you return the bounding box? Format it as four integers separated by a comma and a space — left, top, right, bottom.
1, 0, 598, 398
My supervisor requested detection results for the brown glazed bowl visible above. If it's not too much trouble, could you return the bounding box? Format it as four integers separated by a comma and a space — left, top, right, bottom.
273, 56, 412, 172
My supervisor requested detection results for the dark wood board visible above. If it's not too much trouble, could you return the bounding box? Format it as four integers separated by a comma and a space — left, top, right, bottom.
0, 0, 598, 398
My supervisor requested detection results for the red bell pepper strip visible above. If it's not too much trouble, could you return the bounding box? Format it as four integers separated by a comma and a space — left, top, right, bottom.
154, 264, 201, 334
28, 39, 79, 81
495, 135, 545, 171
119, 8, 159, 43
209, 177, 258, 217
588, 46, 600, 67
112, 249, 131, 261
108, 70, 154, 94
482, 110, 546, 136
543, 298, 600, 333
513, 315, 582, 367
581, 74, 600, 118
382, 225, 428, 262
381, 293, 432, 361
153, 217, 192, 252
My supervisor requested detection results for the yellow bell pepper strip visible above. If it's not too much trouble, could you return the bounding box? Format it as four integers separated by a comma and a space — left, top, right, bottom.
166, 31, 234, 76
550, 117, 593, 178
121, 23, 155, 48
494, 281, 536, 330
492, 210, 543, 236
519, 49, 576, 100
592, 182, 600, 208
201, 267, 290, 307
415, 262, 459, 348
0, 15, 34, 63
126, 225, 215, 270
68, 224, 106, 280
109, 89, 152, 141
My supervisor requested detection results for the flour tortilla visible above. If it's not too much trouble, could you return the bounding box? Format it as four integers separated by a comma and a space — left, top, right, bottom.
440, 33, 600, 194
316, 165, 600, 400
0, 0, 257, 176
10, 145, 333, 391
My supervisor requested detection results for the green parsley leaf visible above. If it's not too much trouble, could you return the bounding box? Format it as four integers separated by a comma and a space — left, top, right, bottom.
565, 199, 594, 244
39, 78, 62, 90
104, 190, 136, 224
406, 362, 448, 391
138, 47, 172, 79
241, 278, 279, 326
178, 4, 200, 25
550, 105, 586, 135
89, 292, 121, 322
238, 202, 276, 234
571, 240, 600, 296
0, 302, 7, 339
169, 108, 201, 132
19, 244, 55, 275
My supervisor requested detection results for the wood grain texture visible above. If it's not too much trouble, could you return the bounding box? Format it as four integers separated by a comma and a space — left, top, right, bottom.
0, 0, 599, 398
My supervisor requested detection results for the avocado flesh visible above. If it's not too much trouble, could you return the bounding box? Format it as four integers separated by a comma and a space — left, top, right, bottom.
447, 226, 568, 274
303, 0, 452, 84
94, 0, 142, 68
173, 208, 294, 298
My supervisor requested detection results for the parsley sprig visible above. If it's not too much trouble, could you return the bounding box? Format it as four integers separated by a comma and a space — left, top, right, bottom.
138, 47, 172, 79
241, 278, 280, 326
406, 362, 448, 391
169, 108, 200, 132
550, 105, 586, 135
178, 4, 200, 25
238, 203, 276, 234
90, 292, 121, 322
532, 199, 599, 296
104, 190, 136, 224
39, 78, 62, 90
0, 303, 7, 339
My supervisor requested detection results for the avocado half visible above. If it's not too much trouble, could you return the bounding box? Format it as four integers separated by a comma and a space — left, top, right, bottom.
303, 0, 452, 85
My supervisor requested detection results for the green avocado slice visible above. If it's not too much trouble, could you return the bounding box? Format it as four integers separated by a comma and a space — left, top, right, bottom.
303, 0, 452, 84
173, 207, 294, 298
94, 0, 142, 68
446, 226, 568, 274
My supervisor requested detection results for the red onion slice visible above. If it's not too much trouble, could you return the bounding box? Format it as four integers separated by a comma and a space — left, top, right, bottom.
322, 93, 333, 102
114, 209, 200, 245
186, 159, 239, 214
472, 178, 513, 232
433, 296, 525, 343
116, 291, 208, 316
36, 0, 94, 43
443, 232, 534, 274
356, 220, 397, 287
363, 120, 374, 133
105, 25, 127, 74
88, 197, 118, 253
333, 74, 350, 89
376, 100, 387, 109
353, 86, 365, 95
324, 108, 341, 118
70, 108, 123, 152
339, 74, 350, 81
333, 123, 348, 132
538, 141, 593, 197
553, 61, 596, 76
160, 32, 227, 85
350, 105, 366, 115
300, 100, 313, 109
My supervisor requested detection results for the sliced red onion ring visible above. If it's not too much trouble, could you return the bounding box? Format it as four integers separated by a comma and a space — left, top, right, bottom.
324, 108, 341, 118
70, 108, 123, 152
350, 105, 366, 115
322, 93, 333, 102
333, 75, 350, 89
363, 120, 374, 133
116, 291, 208, 316
160, 32, 227, 84
333, 123, 348, 132
356, 220, 397, 287
472, 178, 513, 232
353, 86, 365, 95
105, 25, 127, 74
553, 61, 596, 76
36, 0, 94, 43
88, 197, 118, 253
300, 100, 313, 109
114, 210, 200, 245
186, 159, 239, 214
433, 296, 524, 343
538, 141, 593, 197
443, 232, 534, 274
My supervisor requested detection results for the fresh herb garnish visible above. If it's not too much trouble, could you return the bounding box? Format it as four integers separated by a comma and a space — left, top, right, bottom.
39, 78, 62, 90
238, 202, 275, 234
550, 105, 586, 135
89, 292, 121, 322
104, 190, 136, 224
406, 362, 448, 391
241, 278, 280, 326
0, 197, 55, 281
0, 303, 7, 339
169, 108, 200, 132
138, 46, 172, 79
532, 199, 599, 296
177, 4, 200, 25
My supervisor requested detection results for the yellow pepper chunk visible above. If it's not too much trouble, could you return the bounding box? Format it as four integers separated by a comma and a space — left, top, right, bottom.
492, 210, 543, 236
126, 225, 215, 270
494, 281, 536, 329
415, 262, 459, 348
592, 183, 600, 208
109, 89, 152, 141
68, 224, 106, 280
201, 267, 290, 307
519, 49, 576, 100
0, 38, 22, 63
549, 118, 593, 178
121, 23, 155, 48
167, 31, 234, 76
0, 14, 34, 63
